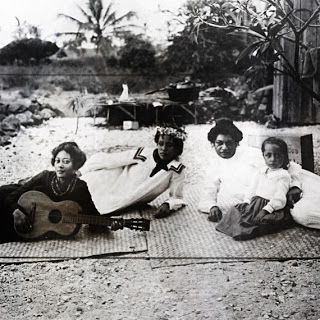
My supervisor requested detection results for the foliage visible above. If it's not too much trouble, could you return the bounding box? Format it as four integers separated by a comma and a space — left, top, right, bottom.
57, 0, 136, 57
0, 38, 59, 65
193, 0, 320, 102
118, 33, 156, 71
13, 17, 42, 40
162, 0, 248, 84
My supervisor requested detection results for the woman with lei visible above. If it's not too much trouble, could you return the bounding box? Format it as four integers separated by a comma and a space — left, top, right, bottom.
80, 126, 187, 218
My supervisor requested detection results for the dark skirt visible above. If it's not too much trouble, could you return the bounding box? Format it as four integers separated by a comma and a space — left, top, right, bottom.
216, 196, 294, 241
0, 183, 21, 243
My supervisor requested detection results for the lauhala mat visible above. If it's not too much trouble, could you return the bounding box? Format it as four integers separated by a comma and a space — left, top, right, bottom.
141, 187, 320, 268
0, 212, 147, 264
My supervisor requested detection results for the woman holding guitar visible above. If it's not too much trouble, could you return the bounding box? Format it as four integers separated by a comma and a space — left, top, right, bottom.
0, 142, 101, 243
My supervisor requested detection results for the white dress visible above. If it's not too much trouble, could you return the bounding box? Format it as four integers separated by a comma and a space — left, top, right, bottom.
80, 147, 186, 214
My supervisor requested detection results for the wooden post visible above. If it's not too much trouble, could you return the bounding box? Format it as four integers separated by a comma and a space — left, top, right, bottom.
273, 0, 320, 124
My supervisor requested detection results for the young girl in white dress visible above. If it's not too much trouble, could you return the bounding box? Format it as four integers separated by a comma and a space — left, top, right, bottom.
216, 137, 295, 240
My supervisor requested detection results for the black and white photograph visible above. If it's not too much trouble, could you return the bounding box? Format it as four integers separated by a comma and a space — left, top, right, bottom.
0, 0, 319, 319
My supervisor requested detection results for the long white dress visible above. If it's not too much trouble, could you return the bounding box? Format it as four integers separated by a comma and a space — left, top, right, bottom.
80, 147, 186, 214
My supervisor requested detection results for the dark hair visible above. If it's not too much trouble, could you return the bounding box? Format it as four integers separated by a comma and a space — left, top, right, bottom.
51, 142, 87, 170
207, 118, 243, 143
261, 137, 289, 169
154, 132, 184, 156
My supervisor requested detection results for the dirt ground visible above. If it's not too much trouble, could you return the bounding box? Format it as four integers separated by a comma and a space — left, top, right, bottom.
0, 258, 319, 320
0, 114, 320, 320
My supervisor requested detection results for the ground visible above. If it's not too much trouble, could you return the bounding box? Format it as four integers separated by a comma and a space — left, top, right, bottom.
1, 259, 319, 320
0, 115, 319, 320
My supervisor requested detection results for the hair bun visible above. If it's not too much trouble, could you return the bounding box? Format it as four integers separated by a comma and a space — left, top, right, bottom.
208, 118, 243, 143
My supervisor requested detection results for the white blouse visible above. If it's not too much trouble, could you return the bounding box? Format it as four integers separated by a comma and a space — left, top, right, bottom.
244, 167, 291, 213
80, 147, 186, 214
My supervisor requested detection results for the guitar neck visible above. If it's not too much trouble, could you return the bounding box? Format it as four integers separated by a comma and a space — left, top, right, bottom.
63, 214, 113, 226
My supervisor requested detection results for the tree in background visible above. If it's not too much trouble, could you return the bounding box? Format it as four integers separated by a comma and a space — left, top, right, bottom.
118, 32, 156, 72
58, 0, 136, 57
13, 17, 41, 40
162, 0, 248, 84
192, 0, 320, 103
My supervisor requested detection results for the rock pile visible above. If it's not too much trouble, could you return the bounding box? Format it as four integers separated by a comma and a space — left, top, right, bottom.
0, 99, 64, 146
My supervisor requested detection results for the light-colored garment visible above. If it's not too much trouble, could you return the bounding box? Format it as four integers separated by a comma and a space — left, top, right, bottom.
80, 147, 186, 214
244, 167, 290, 213
291, 168, 320, 229
198, 147, 259, 214
198, 145, 302, 214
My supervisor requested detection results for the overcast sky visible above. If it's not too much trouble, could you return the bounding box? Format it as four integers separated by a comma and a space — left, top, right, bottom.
0, 0, 187, 47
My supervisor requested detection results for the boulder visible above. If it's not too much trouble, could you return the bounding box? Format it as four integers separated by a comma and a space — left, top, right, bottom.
0, 135, 11, 146
32, 113, 43, 125
7, 104, 28, 114
28, 101, 42, 113
39, 108, 56, 120
0, 103, 8, 115
1, 114, 21, 136
15, 111, 34, 126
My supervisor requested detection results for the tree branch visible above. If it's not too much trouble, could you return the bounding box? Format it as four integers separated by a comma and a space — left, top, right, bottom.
298, 5, 320, 34
264, 0, 298, 34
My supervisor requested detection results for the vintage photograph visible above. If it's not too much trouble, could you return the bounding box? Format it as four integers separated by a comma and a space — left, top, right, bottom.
0, 0, 319, 319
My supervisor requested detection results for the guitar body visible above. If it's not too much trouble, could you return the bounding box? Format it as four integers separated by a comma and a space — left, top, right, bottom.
16, 191, 82, 240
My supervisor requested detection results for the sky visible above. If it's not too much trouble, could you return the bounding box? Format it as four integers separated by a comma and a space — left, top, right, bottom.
0, 0, 187, 47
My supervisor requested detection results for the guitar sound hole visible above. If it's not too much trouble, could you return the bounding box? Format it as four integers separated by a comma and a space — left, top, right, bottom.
48, 210, 62, 224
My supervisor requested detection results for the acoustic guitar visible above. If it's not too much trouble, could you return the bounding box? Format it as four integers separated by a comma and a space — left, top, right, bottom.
15, 191, 150, 240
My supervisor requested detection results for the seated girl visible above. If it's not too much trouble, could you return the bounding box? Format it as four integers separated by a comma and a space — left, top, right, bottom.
0, 142, 100, 243
216, 137, 295, 240
80, 126, 187, 219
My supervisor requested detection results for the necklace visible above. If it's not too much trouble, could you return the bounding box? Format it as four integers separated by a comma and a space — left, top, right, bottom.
51, 174, 77, 196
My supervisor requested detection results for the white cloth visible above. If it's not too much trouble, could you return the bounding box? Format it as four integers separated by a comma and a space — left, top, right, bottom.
198, 146, 259, 214
291, 168, 320, 229
80, 147, 186, 214
244, 167, 291, 213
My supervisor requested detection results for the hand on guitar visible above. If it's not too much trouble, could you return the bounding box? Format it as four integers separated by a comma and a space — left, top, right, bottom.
13, 209, 32, 234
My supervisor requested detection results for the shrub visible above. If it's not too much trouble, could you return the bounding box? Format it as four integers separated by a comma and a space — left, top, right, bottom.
0, 38, 59, 65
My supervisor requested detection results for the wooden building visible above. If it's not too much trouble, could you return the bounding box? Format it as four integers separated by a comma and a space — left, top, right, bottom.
273, 0, 320, 124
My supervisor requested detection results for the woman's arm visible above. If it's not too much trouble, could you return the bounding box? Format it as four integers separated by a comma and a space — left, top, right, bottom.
198, 173, 221, 213
76, 181, 100, 216
288, 162, 302, 189
163, 170, 186, 211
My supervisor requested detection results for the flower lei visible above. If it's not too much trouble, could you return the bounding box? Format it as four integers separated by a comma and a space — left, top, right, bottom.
156, 127, 187, 141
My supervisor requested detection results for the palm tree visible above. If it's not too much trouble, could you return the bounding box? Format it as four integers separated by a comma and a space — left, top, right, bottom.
58, 0, 136, 56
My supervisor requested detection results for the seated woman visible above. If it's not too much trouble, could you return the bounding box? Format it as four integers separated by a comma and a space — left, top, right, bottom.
80, 126, 187, 218
0, 142, 100, 243
216, 137, 295, 240
198, 118, 302, 223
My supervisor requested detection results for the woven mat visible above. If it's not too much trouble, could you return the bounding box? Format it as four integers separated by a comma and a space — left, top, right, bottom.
141, 187, 320, 268
0, 212, 147, 264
